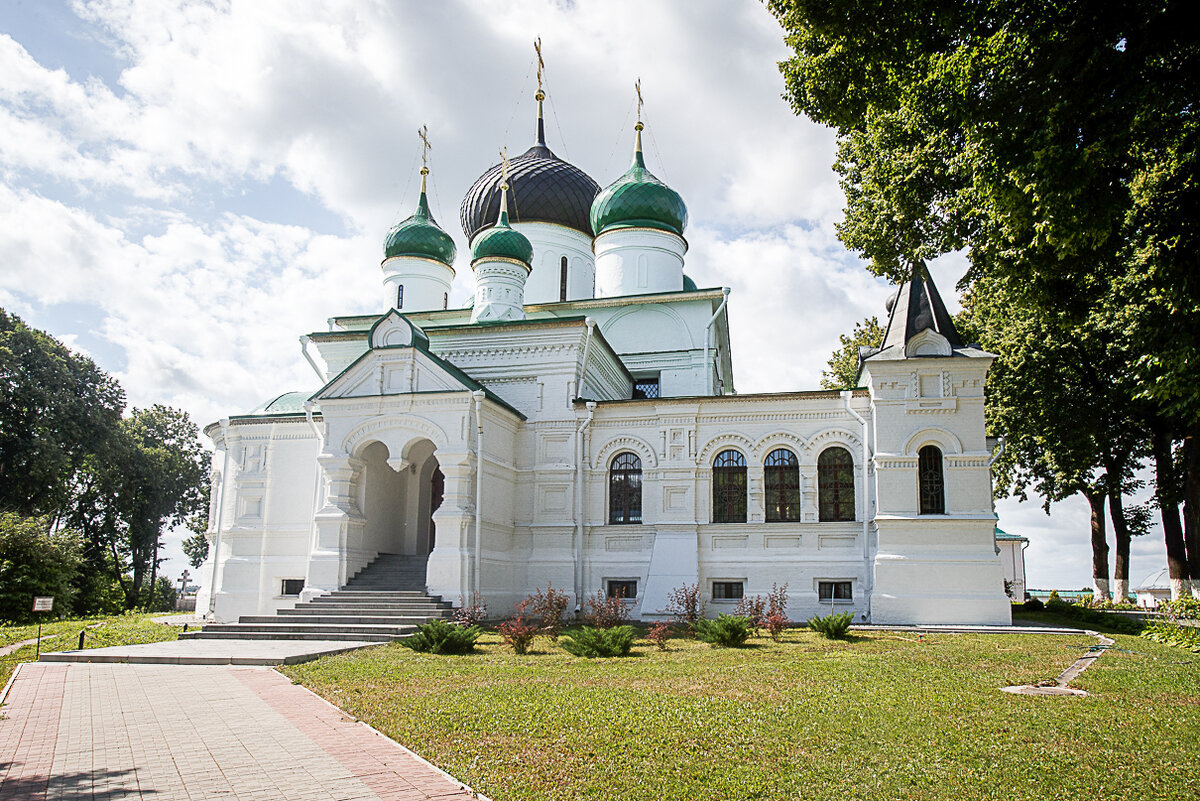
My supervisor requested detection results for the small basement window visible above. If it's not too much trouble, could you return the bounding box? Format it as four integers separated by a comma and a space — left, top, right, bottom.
712, 581, 744, 600
818, 581, 852, 602
632, 376, 660, 399
607, 579, 638, 600
281, 579, 305, 597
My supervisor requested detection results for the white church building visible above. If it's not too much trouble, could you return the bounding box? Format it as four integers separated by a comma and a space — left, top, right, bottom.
195, 91, 1012, 627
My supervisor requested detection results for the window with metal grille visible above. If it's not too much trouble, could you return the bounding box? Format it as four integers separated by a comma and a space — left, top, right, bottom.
443, 292, 448, 310
560, 256, 568, 301
281, 579, 304, 596
712, 449, 747, 523
918, 445, 945, 514
608, 452, 642, 524
607, 579, 637, 599
818, 581, 853, 601
396, 284, 404, 309
632, 377, 660, 399
818, 447, 855, 522
764, 448, 801, 522
712, 581, 744, 600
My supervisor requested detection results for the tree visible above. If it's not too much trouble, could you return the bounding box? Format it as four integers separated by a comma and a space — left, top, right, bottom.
0, 309, 124, 517
768, 0, 1200, 597
820, 315, 883, 389
0, 513, 83, 624
182, 531, 210, 569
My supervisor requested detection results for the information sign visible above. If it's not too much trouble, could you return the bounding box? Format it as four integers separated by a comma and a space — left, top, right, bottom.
33, 596, 53, 612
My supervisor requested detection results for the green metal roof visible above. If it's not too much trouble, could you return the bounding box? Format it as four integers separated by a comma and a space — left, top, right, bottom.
383, 189, 457, 266
247, 391, 318, 416
682, 273, 698, 292
994, 525, 1028, 542
590, 149, 687, 236
470, 208, 532, 265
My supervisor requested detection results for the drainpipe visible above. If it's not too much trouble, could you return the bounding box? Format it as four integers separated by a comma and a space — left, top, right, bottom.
207, 418, 231, 619
574, 318, 596, 399
299, 335, 324, 382
987, 435, 1007, 467
472, 390, 486, 601
704, 288, 731, 395
841, 391, 871, 621
574, 401, 597, 610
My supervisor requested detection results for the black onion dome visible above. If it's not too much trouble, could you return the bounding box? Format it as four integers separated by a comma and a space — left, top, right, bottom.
460, 119, 601, 241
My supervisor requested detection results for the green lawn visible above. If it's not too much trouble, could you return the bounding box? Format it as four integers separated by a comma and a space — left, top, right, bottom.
1, 613, 181, 687
285, 627, 1200, 801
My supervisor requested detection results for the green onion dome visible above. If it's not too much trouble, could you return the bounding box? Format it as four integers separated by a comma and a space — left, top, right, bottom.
471, 206, 533, 266
590, 130, 687, 237
383, 182, 457, 266
682, 273, 698, 291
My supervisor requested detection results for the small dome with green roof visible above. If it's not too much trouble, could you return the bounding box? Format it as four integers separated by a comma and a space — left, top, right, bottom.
682, 274, 698, 291
471, 194, 533, 266
383, 170, 457, 266
591, 123, 687, 237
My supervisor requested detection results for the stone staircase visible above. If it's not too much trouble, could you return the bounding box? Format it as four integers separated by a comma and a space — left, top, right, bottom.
181, 554, 452, 642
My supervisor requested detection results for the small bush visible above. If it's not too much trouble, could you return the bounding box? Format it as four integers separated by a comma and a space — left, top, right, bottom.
584, 589, 630, 629
764, 583, 790, 641
1159, 596, 1200, 622
1042, 597, 1144, 634
531, 583, 571, 639
1022, 597, 1044, 611
1141, 619, 1200, 652
808, 611, 854, 639
400, 619, 481, 654
695, 614, 754, 647
733, 595, 766, 634
646, 621, 673, 650
453, 593, 488, 626
498, 599, 539, 654
560, 625, 636, 658
664, 583, 705, 634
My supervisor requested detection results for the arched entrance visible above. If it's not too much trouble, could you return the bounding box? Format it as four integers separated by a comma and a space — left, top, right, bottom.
358, 438, 442, 559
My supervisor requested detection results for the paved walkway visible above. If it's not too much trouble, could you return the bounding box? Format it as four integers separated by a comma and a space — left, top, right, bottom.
38, 638, 378, 666
0, 662, 483, 800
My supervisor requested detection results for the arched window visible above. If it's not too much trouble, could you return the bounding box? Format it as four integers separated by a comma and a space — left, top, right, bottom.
712, 449, 747, 523
918, 445, 945, 514
396, 284, 404, 309
560, 256, 569, 301
442, 292, 448, 310
818, 447, 855, 522
609, 452, 642, 524
765, 448, 801, 522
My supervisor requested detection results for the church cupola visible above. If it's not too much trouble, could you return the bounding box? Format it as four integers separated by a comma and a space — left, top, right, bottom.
381, 127, 457, 312
592, 81, 688, 298
460, 41, 599, 305
470, 152, 533, 323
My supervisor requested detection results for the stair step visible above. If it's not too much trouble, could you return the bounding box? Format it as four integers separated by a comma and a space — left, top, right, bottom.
180, 631, 404, 642
282, 607, 451, 616
202, 623, 415, 635
241, 614, 441, 625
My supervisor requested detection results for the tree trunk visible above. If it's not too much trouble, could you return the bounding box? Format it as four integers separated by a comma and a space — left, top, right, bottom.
1109, 489, 1131, 603
1184, 423, 1200, 599
1084, 488, 1110, 600
1152, 421, 1190, 599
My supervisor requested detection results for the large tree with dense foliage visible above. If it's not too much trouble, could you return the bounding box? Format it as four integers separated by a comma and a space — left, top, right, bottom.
0, 309, 124, 517
0, 513, 83, 624
769, 0, 1199, 596
820, 315, 883, 390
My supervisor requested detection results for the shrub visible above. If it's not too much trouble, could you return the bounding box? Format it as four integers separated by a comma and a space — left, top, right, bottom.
1159, 596, 1200, 622
400, 619, 481, 654
646, 621, 673, 650
531, 583, 571, 639
0, 513, 83, 624
452, 593, 488, 626
664, 582, 705, 634
764, 583, 790, 641
560, 625, 636, 658
808, 611, 854, 639
584, 589, 630, 629
1141, 619, 1200, 652
497, 598, 540, 654
1022, 597, 1044, 611
733, 594, 766, 634
695, 614, 754, 647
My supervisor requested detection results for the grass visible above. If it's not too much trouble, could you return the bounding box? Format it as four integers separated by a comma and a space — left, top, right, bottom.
284, 626, 1200, 801
1, 612, 181, 687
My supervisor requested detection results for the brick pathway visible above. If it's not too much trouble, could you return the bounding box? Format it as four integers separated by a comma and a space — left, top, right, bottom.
0, 662, 481, 800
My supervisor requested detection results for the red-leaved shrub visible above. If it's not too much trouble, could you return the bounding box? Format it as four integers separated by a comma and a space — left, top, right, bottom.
453, 593, 487, 626
664, 583, 705, 634
647, 621, 673, 650
498, 599, 538, 654
531, 582, 571, 639
585, 589, 630, 629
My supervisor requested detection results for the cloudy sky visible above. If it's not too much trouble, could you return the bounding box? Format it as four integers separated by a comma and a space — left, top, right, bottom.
0, 0, 1169, 592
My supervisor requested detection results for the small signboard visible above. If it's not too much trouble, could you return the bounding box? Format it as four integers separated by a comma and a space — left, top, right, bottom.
32, 596, 53, 612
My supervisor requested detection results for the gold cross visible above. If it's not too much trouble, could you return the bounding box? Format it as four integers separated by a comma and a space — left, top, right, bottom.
418, 125, 431, 173
499, 146, 510, 189
635, 78, 643, 122
534, 38, 544, 94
